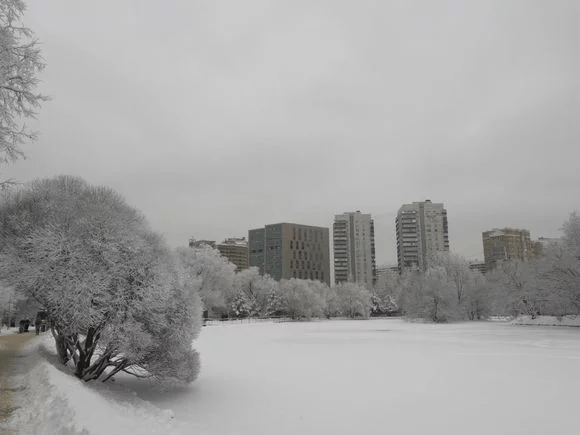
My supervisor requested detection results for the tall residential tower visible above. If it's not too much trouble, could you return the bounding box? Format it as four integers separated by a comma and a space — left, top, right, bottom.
333, 211, 376, 287
396, 200, 449, 271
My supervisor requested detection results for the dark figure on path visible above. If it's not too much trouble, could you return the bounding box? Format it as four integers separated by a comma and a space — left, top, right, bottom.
18, 319, 30, 333
35, 311, 48, 335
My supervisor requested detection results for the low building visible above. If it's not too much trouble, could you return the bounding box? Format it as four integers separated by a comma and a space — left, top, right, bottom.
217, 237, 249, 271
469, 262, 487, 275
189, 239, 216, 248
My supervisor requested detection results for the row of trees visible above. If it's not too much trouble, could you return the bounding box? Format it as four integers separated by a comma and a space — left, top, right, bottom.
181, 245, 388, 320
380, 213, 580, 323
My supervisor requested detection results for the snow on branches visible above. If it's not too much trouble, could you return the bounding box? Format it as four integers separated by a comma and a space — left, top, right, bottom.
0, 0, 48, 183
0, 176, 202, 383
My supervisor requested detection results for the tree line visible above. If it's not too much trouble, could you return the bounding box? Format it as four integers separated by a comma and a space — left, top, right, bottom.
380, 213, 580, 323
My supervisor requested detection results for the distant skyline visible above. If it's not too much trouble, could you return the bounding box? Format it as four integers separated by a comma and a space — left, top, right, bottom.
3, 0, 578, 265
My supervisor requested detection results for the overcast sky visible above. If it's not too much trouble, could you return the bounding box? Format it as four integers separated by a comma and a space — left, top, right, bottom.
3, 0, 580, 266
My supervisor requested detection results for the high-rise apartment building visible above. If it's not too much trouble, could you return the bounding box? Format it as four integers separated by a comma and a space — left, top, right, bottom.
248, 223, 330, 286
216, 237, 249, 271
396, 200, 449, 271
482, 228, 536, 269
333, 211, 376, 287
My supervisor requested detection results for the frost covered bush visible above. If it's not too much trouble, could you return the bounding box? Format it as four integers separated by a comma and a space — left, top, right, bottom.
0, 176, 202, 383
176, 245, 235, 318
333, 282, 372, 319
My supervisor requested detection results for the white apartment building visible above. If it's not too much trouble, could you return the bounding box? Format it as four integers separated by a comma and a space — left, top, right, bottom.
333, 211, 376, 287
396, 200, 449, 271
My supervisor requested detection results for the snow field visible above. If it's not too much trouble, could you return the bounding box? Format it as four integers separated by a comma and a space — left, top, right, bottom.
119, 319, 580, 435
4, 319, 580, 435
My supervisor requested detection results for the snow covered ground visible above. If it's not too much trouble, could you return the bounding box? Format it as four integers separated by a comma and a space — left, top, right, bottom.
121, 318, 580, 435
511, 315, 580, 327
4, 319, 580, 434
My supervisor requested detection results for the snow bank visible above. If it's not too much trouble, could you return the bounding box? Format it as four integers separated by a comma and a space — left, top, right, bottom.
511, 315, 580, 327
3, 336, 189, 435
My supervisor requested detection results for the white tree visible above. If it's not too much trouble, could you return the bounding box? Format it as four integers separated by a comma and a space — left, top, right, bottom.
562, 211, 580, 258
0, 282, 25, 327
463, 271, 492, 320
176, 245, 236, 318
278, 279, 326, 320
401, 267, 458, 323
0, 0, 48, 185
535, 240, 580, 316
334, 282, 372, 319
0, 176, 202, 383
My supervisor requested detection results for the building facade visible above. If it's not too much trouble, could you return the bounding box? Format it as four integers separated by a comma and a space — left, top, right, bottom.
333, 211, 376, 287
469, 262, 488, 274
216, 237, 249, 271
396, 200, 449, 271
482, 228, 536, 269
189, 239, 216, 248
249, 223, 330, 286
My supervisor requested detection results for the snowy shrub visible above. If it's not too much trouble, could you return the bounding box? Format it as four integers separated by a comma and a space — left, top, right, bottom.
0, 175, 202, 383
334, 282, 372, 319
176, 245, 235, 317
279, 279, 326, 320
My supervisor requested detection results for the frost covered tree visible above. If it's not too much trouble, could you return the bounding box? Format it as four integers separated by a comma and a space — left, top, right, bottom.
176, 245, 235, 317
278, 279, 326, 320
0, 0, 48, 185
522, 212, 580, 316
0, 282, 24, 326
401, 267, 459, 322
334, 282, 372, 319
487, 259, 540, 318
562, 211, 580, 258
0, 176, 202, 383
463, 271, 492, 320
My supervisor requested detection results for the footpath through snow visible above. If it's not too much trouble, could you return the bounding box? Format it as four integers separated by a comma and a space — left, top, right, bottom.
0, 334, 191, 435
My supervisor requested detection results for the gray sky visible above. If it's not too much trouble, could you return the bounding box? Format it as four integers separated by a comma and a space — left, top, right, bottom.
4, 0, 580, 265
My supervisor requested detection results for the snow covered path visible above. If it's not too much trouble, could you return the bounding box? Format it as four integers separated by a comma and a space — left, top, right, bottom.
117, 319, 580, 435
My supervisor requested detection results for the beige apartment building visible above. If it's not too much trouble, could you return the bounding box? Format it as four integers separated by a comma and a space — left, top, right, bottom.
217, 237, 249, 271
482, 228, 536, 269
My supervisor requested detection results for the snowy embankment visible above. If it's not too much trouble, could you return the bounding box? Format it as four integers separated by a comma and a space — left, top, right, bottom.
511, 315, 580, 327
3, 335, 188, 435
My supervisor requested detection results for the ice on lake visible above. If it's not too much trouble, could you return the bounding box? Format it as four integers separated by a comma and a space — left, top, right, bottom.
118, 319, 580, 435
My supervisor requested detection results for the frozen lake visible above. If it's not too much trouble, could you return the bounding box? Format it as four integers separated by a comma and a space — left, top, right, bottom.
119, 319, 580, 434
